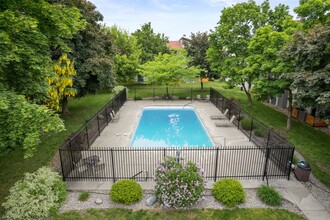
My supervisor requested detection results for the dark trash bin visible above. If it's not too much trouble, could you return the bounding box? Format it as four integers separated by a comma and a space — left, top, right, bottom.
294, 161, 311, 182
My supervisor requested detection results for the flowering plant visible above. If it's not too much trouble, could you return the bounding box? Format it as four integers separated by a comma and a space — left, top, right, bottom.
154, 156, 205, 208
2, 167, 67, 220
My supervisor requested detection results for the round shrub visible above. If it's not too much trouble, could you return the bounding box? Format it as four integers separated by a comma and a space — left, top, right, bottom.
110, 180, 143, 205
257, 185, 282, 206
155, 157, 205, 208
212, 179, 245, 207
254, 128, 267, 137
2, 166, 67, 220
240, 118, 255, 131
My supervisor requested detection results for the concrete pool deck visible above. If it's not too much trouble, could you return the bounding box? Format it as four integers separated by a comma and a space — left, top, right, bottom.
91, 100, 254, 148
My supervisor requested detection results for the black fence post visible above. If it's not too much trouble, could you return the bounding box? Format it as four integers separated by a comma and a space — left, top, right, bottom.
262, 146, 270, 184
216, 91, 219, 107
228, 101, 232, 119
190, 88, 193, 101
214, 147, 219, 182
266, 129, 271, 148
105, 108, 109, 125
59, 149, 65, 181
111, 148, 116, 183
97, 115, 101, 136
288, 148, 295, 180
249, 118, 253, 141
163, 148, 166, 158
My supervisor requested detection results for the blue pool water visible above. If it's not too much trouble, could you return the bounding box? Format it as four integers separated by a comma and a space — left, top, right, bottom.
131, 106, 214, 148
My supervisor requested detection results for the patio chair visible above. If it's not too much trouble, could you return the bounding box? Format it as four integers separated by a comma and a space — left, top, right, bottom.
196, 94, 201, 100
205, 95, 210, 102
215, 115, 236, 127
210, 109, 229, 120
110, 110, 119, 121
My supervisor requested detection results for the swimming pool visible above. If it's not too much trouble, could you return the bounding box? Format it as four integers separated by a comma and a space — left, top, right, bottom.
131, 106, 214, 148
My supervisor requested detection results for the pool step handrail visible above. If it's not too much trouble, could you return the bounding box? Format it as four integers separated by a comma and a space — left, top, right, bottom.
130, 170, 149, 181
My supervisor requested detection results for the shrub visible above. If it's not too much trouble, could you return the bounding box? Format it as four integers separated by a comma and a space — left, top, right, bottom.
240, 118, 255, 130
257, 185, 282, 206
154, 157, 205, 208
2, 166, 67, 220
79, 192, 90, 202
110, 180, 143, 205
254, 128, 267, 137
212, 179, 245, 207
134, 96, 142, 100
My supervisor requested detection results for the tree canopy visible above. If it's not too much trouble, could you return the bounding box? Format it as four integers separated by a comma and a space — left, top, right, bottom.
132, 22, 170, 63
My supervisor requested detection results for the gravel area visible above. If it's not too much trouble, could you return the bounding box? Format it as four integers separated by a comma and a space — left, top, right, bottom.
59, 188, 304, 217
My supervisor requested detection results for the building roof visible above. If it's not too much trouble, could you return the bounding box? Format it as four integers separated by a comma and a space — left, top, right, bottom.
167, 41, 182, 49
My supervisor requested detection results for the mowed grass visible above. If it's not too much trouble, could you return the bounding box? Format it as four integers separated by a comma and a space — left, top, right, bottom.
50, 208, 305, 220
126, 82, 330, 187
0, 92, 114, 214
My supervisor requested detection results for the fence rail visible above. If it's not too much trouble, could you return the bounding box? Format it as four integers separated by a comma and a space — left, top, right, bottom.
59, 88, 127, 178
59, 146, 293, 182
59, 87, 295, 182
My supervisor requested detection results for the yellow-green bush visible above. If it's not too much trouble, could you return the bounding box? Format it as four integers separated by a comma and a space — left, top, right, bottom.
110, 180, 143, 205
212, 179, 245, 207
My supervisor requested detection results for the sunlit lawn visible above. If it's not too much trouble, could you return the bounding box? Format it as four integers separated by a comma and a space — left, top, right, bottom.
50, 208, 305, 220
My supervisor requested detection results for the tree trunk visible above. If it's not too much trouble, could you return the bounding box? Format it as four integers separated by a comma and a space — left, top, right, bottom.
62, 96, 69, 115
286, 89, 293, 131
241, 80, 252, 106
200, 73, 204, 90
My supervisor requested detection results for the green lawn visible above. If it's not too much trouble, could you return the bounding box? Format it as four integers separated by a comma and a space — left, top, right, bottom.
126, 82, 330, 187
0, 92, 114, 214
50, 208, 305, 220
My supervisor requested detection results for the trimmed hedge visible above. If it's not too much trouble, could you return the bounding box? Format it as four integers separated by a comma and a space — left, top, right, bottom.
110, 180, 143, 205
212, 179, 245, 207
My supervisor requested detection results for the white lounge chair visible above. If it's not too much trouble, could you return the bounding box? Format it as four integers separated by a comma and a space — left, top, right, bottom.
110, 110, 119, 121
215, 115, 236, 127
210, 109, 229, 120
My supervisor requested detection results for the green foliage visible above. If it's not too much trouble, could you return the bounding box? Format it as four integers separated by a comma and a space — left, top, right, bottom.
0, 89, 65, 158
107, 26, 141, 83
2, 167, 67, 220
110, 180, 143, 205
0, 0, 86, 101
283, 24, 330, 119
79, 192, 90, 202
257, 185, 282, 206
140, 50, 201, 89
155, 157, 205, 208
240, 118, 255, 131
294, 0, 330, 28
212, 179, 246, 207
132, 22, 170, 63
254, 128, 267, 137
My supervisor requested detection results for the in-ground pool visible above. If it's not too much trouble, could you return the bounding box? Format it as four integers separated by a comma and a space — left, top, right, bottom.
131, 106, 214, 148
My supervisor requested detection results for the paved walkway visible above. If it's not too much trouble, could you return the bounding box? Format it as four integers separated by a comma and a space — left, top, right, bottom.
67, 178, 330, 220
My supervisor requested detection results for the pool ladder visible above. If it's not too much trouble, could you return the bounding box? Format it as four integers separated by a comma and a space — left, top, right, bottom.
130, 170, 149, 181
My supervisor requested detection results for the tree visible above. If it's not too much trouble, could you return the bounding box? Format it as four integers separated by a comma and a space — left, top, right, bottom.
282, 23, 330, 120
47, 54, 77, 114
0, 89, 65, 158
132, 22, 170, 63
55, 0, 116, 96
207, 0, 267, 106
140, 50, 201, 97
247, 21, 298, 130
106, 26, 141, 84
0, 0, 86, 101
0, 0, 84, 157
294, 0, 330, 29
183, 32, 211, 89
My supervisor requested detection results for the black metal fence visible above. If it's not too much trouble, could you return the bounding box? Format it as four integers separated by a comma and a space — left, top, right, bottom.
210, 88, 295, 175
59, 87, 294, 182
128, 87, 210, 101
59, 146, 293, 182
59, 89, 127, 179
